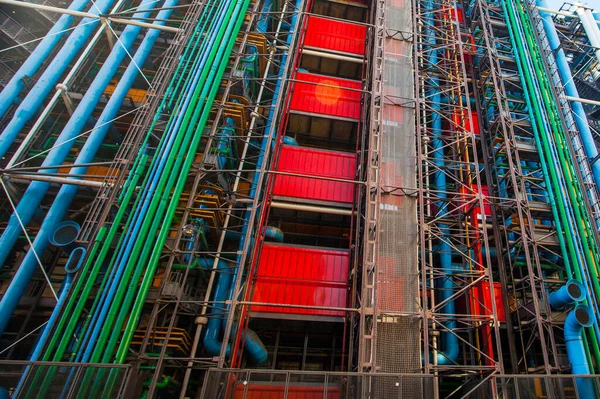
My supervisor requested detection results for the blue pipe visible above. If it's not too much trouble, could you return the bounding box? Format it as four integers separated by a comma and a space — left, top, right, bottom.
0, 0, 90, 120
2, 0, 178, 354
549, 280, 586, 309
424, 0, 458, 365
265, 226, 284, 242
13, 247, 85, 397
0, 0, 117, 159
537, 0, 600, 190
564, 305, 595, 398
0, 0, 154, 266
0, 0, 163, 338
203, 0, 295, 363
199, 258, 267, 364
74, 0, 225, 363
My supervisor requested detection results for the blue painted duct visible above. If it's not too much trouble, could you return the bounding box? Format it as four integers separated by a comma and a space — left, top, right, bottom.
0, 0, 174, 338
0, 0, 90, 119
548, 279, 586, 309
13, 247, 86, 397
549, 283, 595, 396
425, 0, 458, 365
0, 0, 117, 159
200, 258, 268, 364
564, 305, 595, 398
536, 0, 600, 190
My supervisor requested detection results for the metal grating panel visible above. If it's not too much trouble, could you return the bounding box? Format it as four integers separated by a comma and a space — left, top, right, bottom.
375, 0, 421, 395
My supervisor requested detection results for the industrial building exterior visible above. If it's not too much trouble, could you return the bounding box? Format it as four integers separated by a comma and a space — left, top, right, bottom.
0, 0, 600, 397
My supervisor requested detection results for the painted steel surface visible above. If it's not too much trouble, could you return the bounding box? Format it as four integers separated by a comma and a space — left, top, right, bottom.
303, 16, 366, 55
273, 145, 356, 203
290, 72, 361, 119
234, 384, 341, 399
251, 244, 350, 317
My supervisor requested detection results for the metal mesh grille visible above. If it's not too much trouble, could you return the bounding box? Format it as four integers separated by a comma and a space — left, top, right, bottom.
375, 0, 421, 397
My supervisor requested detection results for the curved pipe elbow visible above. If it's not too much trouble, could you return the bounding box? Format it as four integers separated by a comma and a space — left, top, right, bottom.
282, 136, 298, 146
564, 305, 595, 398
548, 279, 586, 309
202, 323, 231, 357
264, 226, 284, 242
243, 328, 268, 364
203, 261, 267, 364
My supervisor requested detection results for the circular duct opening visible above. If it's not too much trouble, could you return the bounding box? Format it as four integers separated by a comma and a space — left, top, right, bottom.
575, 305, 593, 327
567, 280, 584, 301
65, 247, 86, 274
49, 221, 81, 247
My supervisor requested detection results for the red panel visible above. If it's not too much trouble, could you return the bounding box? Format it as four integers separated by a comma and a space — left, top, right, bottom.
471, 282, 506, 323
273, 145, 356, 204
290, 72, 362, 119
304, 16, 367, 55
251, 244, 350, 317
451, 6, 464, 23
469, 111, 481, 135
234, 385, 341, 399
450, 110, 480, 135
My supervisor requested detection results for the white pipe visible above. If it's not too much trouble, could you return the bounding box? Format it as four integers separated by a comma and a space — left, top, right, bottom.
270, 201, 354, 215
576, 7, 600, 67
302, 48, 364, 63
566, 95, 600, 107
0, 0, 181, 33
5, 174, 110, 188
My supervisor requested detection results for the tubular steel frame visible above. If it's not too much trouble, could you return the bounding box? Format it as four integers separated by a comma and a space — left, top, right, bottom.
469, 0, 558, 376
415, 0, 502, 387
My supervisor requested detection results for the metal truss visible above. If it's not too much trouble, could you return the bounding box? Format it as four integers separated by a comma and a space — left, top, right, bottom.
79, 0, 202, 243
113, 1, 310, 397
469, 0, 558, 376
415, 0, 502, 388
358, 0, 383, 383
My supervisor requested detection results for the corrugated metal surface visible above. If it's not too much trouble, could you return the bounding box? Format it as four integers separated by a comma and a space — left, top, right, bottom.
290, 72, 362, 119
273, 145, 356, 204
234, 385, 341, 399
251, 244, 350, 317
304, 16, 367, 55
449, 110, 480, 135
451, 6, 464, 23
470, 282, 506, 323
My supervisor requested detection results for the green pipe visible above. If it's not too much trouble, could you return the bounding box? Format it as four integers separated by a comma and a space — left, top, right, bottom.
515, 1, 600, 370
95, 4, 250, 396
95, 0, 242, 366
66, 1, 245, 395
29, 155, 147, 398
503, 0, 600, 369
513, 0, 600, 313
114, 0, 251, 371
118, 1, 218, 201
75, 17, 235, 399
503, 1, 598, 369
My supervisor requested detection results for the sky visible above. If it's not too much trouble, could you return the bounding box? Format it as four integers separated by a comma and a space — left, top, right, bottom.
543, 0, 598, 10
